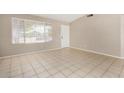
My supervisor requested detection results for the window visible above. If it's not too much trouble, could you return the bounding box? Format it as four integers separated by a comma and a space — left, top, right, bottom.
12, 17, 52, 44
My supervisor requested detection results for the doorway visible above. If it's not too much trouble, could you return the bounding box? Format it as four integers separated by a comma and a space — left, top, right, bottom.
61, 25, 70, 48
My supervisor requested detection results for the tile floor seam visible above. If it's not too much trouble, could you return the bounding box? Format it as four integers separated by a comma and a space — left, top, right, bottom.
1, 48, 124, 78
25, 56, 39, 78
60, 70, 73, 77
83, 57, 109, 78
19, 57, 26, 78
34, 56, 53, 77
118, 60, 124, 78
71, 55, 100, 70
9, 57, 12, 78
100, 59, 116, 78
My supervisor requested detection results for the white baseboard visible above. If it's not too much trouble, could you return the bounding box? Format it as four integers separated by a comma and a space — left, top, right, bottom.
1, 47, 124, 60
70, 47, 124, 59
0, 48, 63, 60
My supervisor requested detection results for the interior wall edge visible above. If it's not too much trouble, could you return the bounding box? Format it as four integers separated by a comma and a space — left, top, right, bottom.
120, 15, 124, 57
70, 47, 124, 59
70, 14, 121, 58
0, 47, 63, 60
0, 14, 63, 57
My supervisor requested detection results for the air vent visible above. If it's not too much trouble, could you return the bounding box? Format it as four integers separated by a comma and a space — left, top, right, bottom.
86, 14, 93, 17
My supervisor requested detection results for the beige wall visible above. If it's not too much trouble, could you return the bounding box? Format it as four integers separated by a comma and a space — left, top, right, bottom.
1, 14, 123, 58
70, 14, 121, 57
0, 14, 67, 57
121, 15, 124, 57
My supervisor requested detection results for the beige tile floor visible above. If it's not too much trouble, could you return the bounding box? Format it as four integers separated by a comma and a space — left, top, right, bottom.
0, 48, 124, 78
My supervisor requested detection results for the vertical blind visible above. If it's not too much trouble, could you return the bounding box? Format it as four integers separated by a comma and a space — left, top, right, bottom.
12, 17, 52, 44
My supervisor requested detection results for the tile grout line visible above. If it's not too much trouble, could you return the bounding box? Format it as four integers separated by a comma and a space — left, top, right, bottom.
34, 54, 53, 77
36, 53, 72, 78
83, 57, 109, 78
1, 48, 124, 78
100, 59, 116, 78
25, 55, 39, 78
9, 56, 12, 78
20, 56, 26, 78
118, 60, 124, 78
67, 55, 102, 77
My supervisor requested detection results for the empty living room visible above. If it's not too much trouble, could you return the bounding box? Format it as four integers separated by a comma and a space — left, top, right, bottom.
0, 14, 124, 78
1, 0, 124, 93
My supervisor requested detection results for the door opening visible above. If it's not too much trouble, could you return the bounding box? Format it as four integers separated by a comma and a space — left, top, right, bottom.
61, 25, 70, 48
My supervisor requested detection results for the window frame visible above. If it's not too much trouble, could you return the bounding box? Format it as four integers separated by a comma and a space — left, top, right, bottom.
12, 17, 52, 44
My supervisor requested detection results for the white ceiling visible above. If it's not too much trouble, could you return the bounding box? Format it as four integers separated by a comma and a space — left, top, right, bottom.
34, 14, 85, 23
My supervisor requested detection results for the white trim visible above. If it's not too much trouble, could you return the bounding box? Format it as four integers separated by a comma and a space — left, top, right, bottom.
0, 48, 63, 60
70, 47, 124, 59
1, 47, 124, 60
